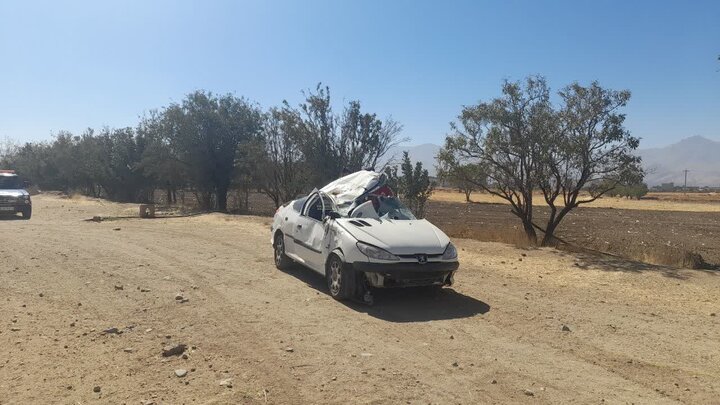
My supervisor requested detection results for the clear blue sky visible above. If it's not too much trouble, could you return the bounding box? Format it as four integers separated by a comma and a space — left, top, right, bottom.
1, 0, 718, 148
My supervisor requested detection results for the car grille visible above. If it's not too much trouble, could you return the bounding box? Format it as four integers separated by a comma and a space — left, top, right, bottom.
0, 197, 15, 205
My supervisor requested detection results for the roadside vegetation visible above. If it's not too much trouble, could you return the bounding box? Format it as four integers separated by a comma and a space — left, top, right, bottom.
1, 76, 645, 249
0, 84, 424, 211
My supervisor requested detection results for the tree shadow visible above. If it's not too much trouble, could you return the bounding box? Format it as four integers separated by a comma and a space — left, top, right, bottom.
570, 251, 719, 280
278, 264, 490, 323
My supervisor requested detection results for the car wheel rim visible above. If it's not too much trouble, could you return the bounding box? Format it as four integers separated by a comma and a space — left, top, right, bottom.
274, 238, 283, 265
329, 259, 341, 295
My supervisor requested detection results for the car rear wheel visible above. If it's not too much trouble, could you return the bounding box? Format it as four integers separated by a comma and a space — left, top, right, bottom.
273, 232, 292, 270
21, 207, 31, 220
326, 254, 352, 300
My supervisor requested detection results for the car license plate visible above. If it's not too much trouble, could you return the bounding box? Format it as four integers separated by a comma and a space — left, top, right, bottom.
0, 206, 14, 211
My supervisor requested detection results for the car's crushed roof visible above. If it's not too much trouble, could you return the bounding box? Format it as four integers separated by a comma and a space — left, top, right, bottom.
320, 170, 382, 208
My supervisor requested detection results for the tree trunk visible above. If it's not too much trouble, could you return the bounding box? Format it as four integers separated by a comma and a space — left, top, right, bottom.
216, 186, 228, 212
522, 219, 537, 245
464, 189, 472, 202
541, 222, 558, 246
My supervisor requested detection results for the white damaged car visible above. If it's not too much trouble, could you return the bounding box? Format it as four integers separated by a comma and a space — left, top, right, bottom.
270, 170, 459, 304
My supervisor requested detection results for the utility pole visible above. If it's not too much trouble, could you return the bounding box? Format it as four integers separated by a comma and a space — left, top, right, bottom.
683, 169, 690, 190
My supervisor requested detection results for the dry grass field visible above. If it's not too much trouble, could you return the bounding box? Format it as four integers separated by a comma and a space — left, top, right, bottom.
431, 189, 720, 213
1, 194, 719, 404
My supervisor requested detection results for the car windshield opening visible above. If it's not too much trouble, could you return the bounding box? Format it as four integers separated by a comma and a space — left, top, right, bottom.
377, 196, 416, 220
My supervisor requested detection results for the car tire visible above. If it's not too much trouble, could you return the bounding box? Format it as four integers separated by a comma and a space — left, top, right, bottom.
273, 232, 292, 270
21, 207, 31, 220
326, 253, 353, 300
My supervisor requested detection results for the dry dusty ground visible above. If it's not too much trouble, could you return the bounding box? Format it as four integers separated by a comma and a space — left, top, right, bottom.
1, 195, 719, 404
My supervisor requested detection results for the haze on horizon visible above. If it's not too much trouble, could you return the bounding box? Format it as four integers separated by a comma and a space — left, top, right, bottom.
1, 0, 718, 148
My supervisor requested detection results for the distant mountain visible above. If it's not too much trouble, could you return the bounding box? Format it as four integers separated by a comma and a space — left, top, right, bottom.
638, 136, 720, 186
381, 136, 720, 186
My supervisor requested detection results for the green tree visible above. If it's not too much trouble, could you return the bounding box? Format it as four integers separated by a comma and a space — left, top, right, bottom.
441, 76, 552, 243
441, 76, 643, 246
435, 155, 488, 202
385, 151, 434, 218
161, 91, 263, 211
259, 108, 309, 208
288, 84, 404, 188
539, 82, 642, 245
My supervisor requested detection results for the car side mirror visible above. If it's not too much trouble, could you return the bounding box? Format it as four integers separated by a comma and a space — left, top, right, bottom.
324, 211, 341, 221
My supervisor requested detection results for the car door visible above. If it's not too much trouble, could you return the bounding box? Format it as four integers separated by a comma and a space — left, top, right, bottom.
293, 192, 334, 273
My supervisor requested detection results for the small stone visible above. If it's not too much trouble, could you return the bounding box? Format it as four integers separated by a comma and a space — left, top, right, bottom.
711, 313, 716, 317
175, 294, 183, 301
219, 378, 233, 388
490, 379, 497, 384
174, 369, 187, 378
162, 344, 187, 357
180, 298, 190, 304
113, 228, 121, 231
360, 352, 372, 357
93, 386, 101, 393
562, 325, 571, 332
10, 327, 20, 332
70, 322, 76, 327
449, 335, 454, 340
123, 347, 133, 353
114, 285, 123, 291
451, 362, 458, 367
39, 293, 44, 297
103, 327, 121, 335
182, 354, 188, 360
284, 347, 294, 352
523, 389, 534, 396
140, 288, 150, 293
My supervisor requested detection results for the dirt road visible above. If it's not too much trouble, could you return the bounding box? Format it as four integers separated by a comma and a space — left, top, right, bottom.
1, 195, 719, 404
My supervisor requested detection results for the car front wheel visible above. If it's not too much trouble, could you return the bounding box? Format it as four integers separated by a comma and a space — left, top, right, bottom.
21, 207, 31, 220
326, 253, 353, 300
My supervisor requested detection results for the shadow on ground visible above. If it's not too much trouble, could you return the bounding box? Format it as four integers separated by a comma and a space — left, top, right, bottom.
568, 250, 719, 279
279, 264, 490, 323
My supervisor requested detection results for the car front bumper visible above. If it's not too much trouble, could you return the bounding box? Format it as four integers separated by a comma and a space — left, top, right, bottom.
351, 261, 459, 288
0, 204, 30, 214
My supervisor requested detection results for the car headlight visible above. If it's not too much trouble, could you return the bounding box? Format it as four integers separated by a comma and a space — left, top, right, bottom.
442, 242, 458, 260
356, 242, 399, 261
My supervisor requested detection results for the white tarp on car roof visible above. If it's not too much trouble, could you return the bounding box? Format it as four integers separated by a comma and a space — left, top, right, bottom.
320, 170, 382, 207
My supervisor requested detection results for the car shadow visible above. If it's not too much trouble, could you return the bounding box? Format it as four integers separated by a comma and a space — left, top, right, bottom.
279, 264, 490, 323
0, 215, 23, 221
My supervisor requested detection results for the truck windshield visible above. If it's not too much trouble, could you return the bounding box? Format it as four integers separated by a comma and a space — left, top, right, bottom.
0, 176, 23, 190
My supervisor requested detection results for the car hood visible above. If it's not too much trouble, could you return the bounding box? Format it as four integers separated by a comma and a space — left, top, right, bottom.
320, 170, 382, 207
336, 218, 450, 256
0, 189, 28, 198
